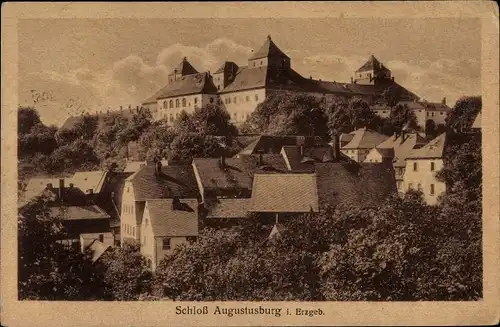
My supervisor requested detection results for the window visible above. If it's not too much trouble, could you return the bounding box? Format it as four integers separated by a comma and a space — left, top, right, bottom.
255, 94, 259, 101
233, 97, 237, 104
162, 238, 171, 250
175, 99, 180, 108
194, 97, 198, 104
253, 62, 256, 67
210, 97, 214, 104
408, 183, 413, 190
163, 101, 167, 109
170, 114, 174, 122
132, 226, 135, 237
440, 112, 443, 115
260, 60, 263, 65
246, 95, 250, 102
217, 85, 221, 90
99, 234, 104, 243
397, 181, 402, 190
430, 184, 435, 195
182, 98, 186, 107
432, 112, 435, 117
187, 236, 197, 244
413, 162, 418, 171
147, 259, 152, 268
127, 187, 130, 193
169, 100, 173, 108
227, 97, 231, 104
430, 162, 435, 171
417, 183, 422, 191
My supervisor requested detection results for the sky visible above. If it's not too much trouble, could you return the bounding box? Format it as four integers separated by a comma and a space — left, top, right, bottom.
18, 18, 481, 126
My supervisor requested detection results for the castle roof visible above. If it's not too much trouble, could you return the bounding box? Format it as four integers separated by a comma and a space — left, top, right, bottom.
170, 57, 199, 76
249, 35, 290, 60
356, 55, 391, 73
155, 72, 218, 99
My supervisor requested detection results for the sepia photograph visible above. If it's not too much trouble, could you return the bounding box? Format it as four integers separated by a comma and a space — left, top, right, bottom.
2, 2, 499, 327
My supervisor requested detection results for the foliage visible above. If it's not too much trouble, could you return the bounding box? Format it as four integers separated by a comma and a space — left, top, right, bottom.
18, 197, 109, 300
190, 105, 238, 136
381, 84, 403, 107
241, 92, 329, 137
389, 103, 419, 133
99, 240, 153, 300
168, 132, 224, 164
18, 107, 58, 157
326, 97, 378, 136
137, 121, 177, 160
445, 96, 481, 131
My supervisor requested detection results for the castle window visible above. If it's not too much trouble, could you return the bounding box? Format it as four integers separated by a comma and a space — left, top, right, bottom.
210, 97, 214, 104
163, 101, 167, 109
228, 97, 231, 104
413, 162, 418, 171
234, 97, 237, 104
170, 114, 174, 122
430, 162, 435, 171
430, 184, 435, 195
175, 99, 180, 108
246, 95, 250, 102
182, 98, 186, 107
253, 62, 256, 67
218, 85, 221, 90
260, 60, 263, 65
194, 97, 198, 104
169, 100, 173, 108
255, 94, 259, 101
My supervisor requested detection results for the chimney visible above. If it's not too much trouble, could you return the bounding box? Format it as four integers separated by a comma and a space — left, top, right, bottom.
258, 153, 263, 166
58, 179, 64, 202
441, 97, 446, 105
220, 154, 226, 167
333, 134, 340, 160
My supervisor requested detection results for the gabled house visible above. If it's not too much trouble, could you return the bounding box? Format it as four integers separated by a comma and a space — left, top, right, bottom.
140, 198, 198, 270
364, 131, 427, 192
120, 161, 199, 245
341, 127, 389, 162
403, 133, 447, 205
280, 140, 351, 172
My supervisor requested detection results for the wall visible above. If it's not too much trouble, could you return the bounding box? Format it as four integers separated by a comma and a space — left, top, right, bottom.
219, 88, 266, 124
403, 158, 446, 205
120, 181, 142, 244
425, 110, 448, 126
140, 203, 156, 269
341, 148, 371, 162
155, 93, 218, 123
363, 148, 383, 163
153, 236, 191, 271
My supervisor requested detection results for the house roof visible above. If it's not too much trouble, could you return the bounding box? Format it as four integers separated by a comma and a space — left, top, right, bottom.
86, 239, 112, 263
407, 133, 446, 159
376, 133, 427, 167
171, 57, 199, 76
204, 198, 251, 218
250, 174, 319, 213
472, 112, 481, 129
249, 36, 290, 60
146, 199, 199, 237
238, 135, 328, 156
71, 171, 108, 194
95, 171, 133, 225
124, 161, 146, 173
355, 55, 391, 73
418, 101, 451, 112
192, 155, 288, 195
126, 165, 199, 201
315, 162, 397, 209
154, 72, 218, 100
49, 205, 111, 220
342, 127, 389, 149
281, 145, 351, 172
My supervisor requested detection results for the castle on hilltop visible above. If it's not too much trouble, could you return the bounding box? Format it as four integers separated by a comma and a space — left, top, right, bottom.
141, 35, 421, 125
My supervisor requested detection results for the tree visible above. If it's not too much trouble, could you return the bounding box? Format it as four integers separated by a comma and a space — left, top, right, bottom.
190, 105, 237, 136
18, 107, 42, 135
445, 96, 481, 131
327, 97, 377, 135
49, 139, 100, 173
381, 84, 403, 107
137, 122, 177, 160
73, 113, 99, 140
169, 132, 224, 164
99, 240, 154, 300
389, 103, 419, 133
241, 92, 329, 137
18, 197, 108, 300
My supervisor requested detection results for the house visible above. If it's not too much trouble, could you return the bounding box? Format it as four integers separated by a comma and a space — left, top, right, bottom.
84, 239, 113, 263
249, 173, 319, 223
403, 133, 447, 205
203, 198, 251, 220
120, 161, 199, 245
235, 135, 328, 157
140, 198, 198, 270
80, 232, 114, 253
364, 131, 427, 192
315, 161, 397, 209
142, 36, 419, 125
341, 127, 389, 162
124, 160, 146, 173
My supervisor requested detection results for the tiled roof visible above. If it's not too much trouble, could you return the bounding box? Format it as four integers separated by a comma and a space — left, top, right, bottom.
146, 199, 198, 237
204, 198, 251, 218
281, 146, 351, 172
407, 133, 446, 159
249, 36, 290, 60
315, 162, 397, 209
419, 101, 451, 112
355, 55, 391, 73
397, 100, 426, 111
49, 205, 110, 220
86, 239, 112, 263
71, 171, 108, 194
376, 133, 427, 167
238, 135, 329, 156
124, 161, 146, 173
21, 177, 64, 205
96, 171, 133, 223
250, 174, 319, 213
126, 165, 199, 201
171, 58, 199, 76
342, 128, 389, 149
472, 112, 481, 129
155, 72, 217, 100
193, 155, 288, 196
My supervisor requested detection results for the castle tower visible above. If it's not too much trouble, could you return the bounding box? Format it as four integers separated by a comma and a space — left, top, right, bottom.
353, 55, 392, 85
248, 35, 291, 70
168, 57, 199, 83
213, 61, 239, 91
